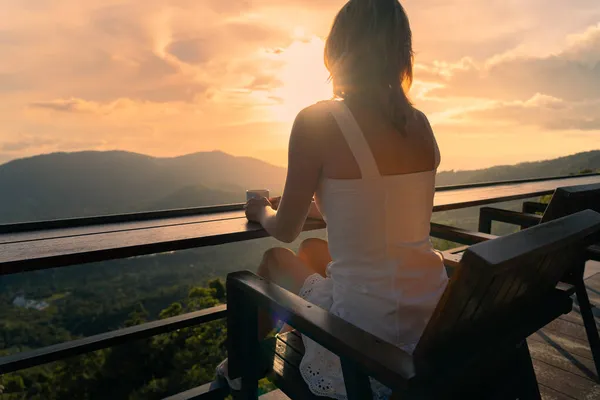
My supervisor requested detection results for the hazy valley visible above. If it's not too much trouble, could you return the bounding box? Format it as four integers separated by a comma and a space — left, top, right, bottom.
1, 149, 599, 398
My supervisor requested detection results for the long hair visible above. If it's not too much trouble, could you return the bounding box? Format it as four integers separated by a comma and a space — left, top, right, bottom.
324, 0, 414, 133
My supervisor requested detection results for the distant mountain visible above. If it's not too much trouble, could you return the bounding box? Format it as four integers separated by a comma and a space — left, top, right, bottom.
436, 150, 600, 187
0, 150, 286, 224
0, 149, 598, 225
150, 185, 242, 210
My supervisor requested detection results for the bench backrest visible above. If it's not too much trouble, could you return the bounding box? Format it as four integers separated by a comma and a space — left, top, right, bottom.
414, 210, 600, 373
542, 183, 600, 223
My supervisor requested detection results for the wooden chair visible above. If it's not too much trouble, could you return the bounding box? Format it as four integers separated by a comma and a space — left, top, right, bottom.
478, 183, 600, 262
227, 210, 600, 399
431, 183, 600, 378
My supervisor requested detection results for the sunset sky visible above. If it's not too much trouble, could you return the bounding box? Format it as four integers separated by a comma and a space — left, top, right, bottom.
1, 0, 599, 171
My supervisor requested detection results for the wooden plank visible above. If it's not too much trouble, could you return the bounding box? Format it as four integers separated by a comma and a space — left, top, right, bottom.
275, 337, 303, 368
559, 304, 600, 327
162, 381, 229, 400
0, 304, 227, 374
529, 330, 593, 361
539, 384, 580, 400
268, 353, 326, 400
0, 203, 245, 234
277, 332, 305, 357
587, 272, 600, 289
435, 174, 600, 193
528, 338, 598, 381
544, 318, 592, 344
260, 390, 291, 400
0, 217, 326, 275
0, 210, 244, 245
433, 175, 600, 212
533, 360, 600, 399
264, 336, 328, 400
582, 277, 600, 305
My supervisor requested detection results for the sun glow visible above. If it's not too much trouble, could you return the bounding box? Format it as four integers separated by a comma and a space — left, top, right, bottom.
269, 34, 333, 122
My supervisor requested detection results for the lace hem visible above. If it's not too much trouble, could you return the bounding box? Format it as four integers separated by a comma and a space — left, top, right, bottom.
299, 348, 392, 400
299, 273, 324, 300
297, 273, 393, 400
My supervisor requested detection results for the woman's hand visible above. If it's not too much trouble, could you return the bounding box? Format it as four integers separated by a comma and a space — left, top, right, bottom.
245, 197, 273, 223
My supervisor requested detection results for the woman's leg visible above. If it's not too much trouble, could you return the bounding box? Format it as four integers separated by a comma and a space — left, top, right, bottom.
298, 238, 332, 278
256, 238, 331, 338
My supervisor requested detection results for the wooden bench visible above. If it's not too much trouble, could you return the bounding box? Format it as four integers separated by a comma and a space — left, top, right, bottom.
227, 211, 600, 399
477, 183, 600, 235
433, 183, 600, 378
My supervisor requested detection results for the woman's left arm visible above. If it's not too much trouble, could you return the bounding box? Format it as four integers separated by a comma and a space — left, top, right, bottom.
246, 106, 323, 243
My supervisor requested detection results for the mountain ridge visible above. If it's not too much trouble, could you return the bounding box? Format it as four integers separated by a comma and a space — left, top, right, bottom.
4, 148, 598, 175
0, 150, 286, 223
0, 149, 598, 224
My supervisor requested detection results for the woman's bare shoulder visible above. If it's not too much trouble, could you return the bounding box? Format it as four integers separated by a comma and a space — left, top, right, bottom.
410, 107, 431, 127
293, 100, 338, 134
410, 108, 441, 165
406, 107, 435, 137
298, 99, 336, 119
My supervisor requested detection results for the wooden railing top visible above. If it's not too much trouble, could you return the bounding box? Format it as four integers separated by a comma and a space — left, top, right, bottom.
0, 173, 599, 276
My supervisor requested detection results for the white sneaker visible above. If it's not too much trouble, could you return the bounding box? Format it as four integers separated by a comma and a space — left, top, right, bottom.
215, 358, 242, 391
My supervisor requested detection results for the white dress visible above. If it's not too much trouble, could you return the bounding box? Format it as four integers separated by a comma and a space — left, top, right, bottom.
297, 100, 449, 400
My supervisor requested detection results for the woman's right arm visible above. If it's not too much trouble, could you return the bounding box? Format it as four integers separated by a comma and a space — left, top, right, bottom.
271, 196, 323, 220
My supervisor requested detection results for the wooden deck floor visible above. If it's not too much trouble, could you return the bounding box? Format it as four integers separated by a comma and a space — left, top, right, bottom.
532, 268, 600, 399
263, 265, 600, 400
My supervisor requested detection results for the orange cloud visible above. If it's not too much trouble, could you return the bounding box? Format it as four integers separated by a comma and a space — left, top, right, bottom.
0, 0, 599, 170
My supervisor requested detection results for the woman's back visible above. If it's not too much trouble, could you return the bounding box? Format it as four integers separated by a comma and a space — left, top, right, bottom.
320, 99, 439, 180
313, 99, 447, 347
314, 98, 442, 245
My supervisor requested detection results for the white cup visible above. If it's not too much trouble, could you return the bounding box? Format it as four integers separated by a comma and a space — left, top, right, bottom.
246, 189, 270, 201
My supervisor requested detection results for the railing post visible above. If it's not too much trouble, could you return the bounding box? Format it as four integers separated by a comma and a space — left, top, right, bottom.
227, 278, 259, 400
478, 208, 493, 234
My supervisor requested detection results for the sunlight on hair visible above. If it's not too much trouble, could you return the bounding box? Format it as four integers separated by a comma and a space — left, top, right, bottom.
270, 35, 333, 123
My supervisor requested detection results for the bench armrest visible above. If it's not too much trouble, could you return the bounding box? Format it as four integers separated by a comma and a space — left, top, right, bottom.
478, 207, 542, 233
440, 245, 470, 272
430, 222, 499, 245
226, 271, 415, 393
432, 223, 599, 264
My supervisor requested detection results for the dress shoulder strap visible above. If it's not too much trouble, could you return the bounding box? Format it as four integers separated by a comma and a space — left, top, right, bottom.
328, 100, 380, 179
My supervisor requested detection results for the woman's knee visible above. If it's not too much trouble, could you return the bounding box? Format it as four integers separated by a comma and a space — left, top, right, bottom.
298, 238, 330, 276
258, 247, 308, 292
262, 247, 295, 265
258, 247, 295, 276
298, 238, 327, 256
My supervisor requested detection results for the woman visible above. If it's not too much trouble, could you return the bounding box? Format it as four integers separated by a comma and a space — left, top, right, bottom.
236, 0, 448, 398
